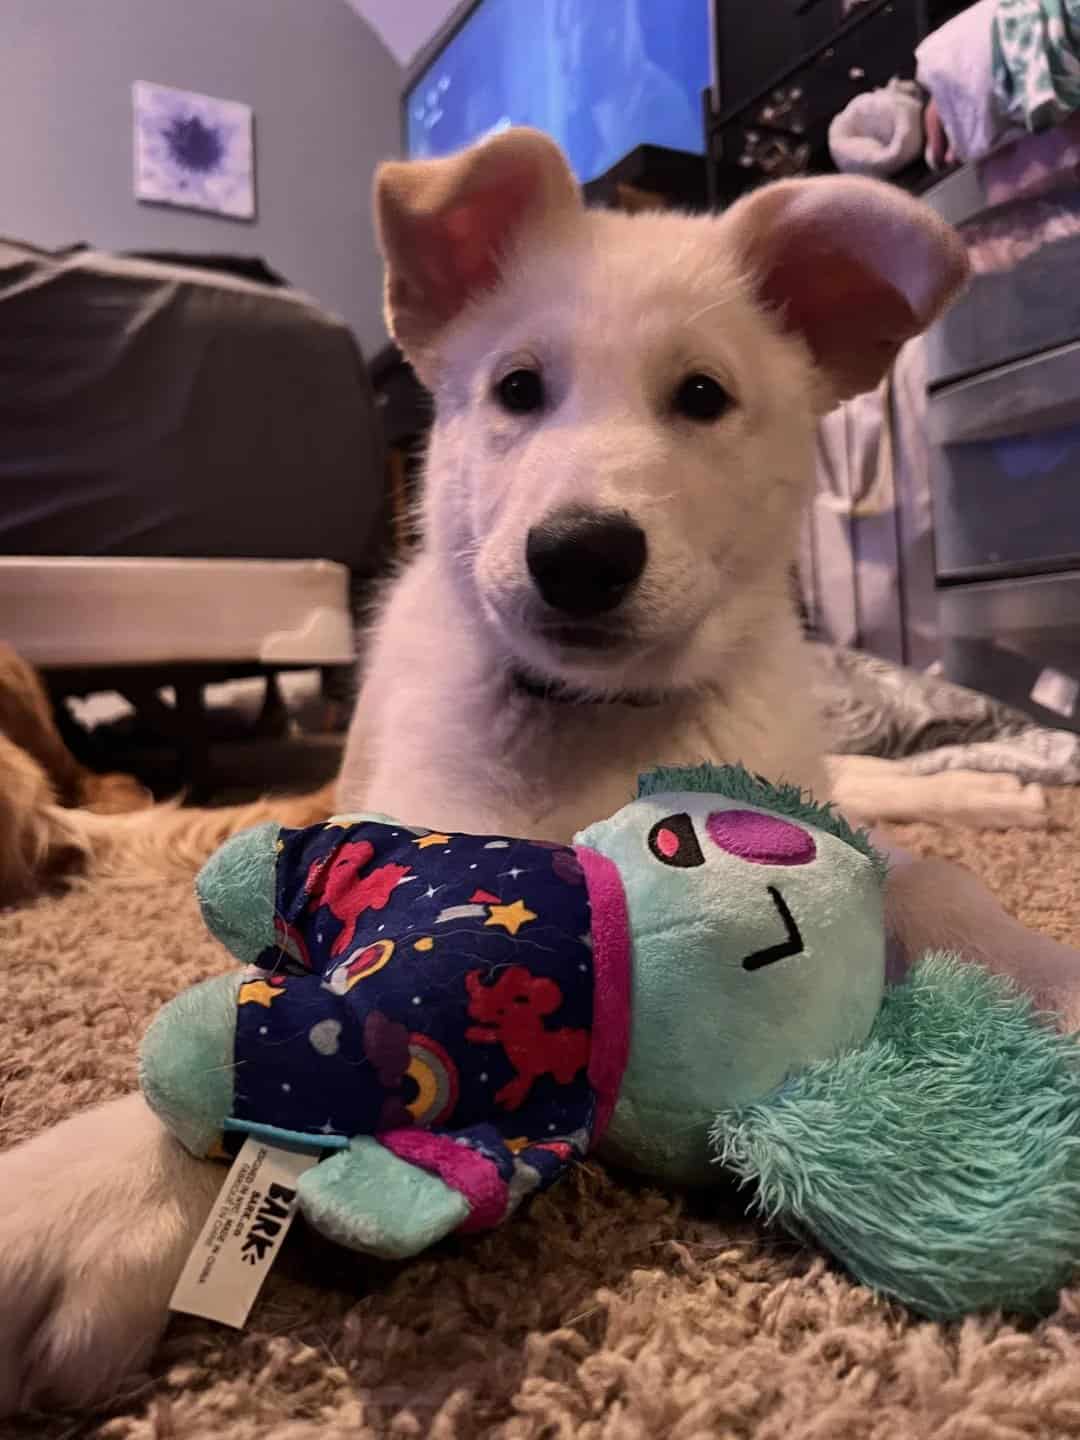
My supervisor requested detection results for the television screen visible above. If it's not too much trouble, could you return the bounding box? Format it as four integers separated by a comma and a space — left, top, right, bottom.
404, 0, 712, 185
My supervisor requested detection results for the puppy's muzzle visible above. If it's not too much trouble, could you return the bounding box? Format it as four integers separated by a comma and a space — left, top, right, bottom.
525, 507, 647, 619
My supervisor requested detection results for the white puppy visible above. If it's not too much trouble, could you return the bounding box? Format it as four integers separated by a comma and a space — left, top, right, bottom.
6, 130, 1072, 1418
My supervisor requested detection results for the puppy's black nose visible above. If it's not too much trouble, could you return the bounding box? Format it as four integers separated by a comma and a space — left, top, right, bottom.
525, 507, 647, 617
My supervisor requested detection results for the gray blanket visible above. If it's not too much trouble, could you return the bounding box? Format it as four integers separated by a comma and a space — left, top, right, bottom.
815, 644, 1080, 785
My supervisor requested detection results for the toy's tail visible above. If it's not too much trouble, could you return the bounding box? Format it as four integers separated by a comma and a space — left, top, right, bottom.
712, 952, 1080, 1319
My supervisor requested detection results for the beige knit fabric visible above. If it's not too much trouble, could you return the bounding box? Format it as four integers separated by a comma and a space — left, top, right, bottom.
5, 793, 1080, 1439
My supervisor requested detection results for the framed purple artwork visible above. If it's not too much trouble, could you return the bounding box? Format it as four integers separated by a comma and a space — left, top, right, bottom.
133, 81, 255, 221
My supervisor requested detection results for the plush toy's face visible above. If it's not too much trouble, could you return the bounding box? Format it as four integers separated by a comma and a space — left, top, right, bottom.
577, 782, 886, 1184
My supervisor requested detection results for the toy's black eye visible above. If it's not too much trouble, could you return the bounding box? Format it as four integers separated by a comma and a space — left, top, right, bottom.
672, 373, 731, 423
496, 368, 545, 415
648, 812, 705, 868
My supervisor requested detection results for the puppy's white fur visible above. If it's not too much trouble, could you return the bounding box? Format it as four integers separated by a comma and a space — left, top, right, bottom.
3, 131, 1066, 1417
345, 207, 828, 839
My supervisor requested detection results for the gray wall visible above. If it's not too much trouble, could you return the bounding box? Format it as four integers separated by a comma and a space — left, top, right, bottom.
3, 0, 402, 356
347, 0, 460, 65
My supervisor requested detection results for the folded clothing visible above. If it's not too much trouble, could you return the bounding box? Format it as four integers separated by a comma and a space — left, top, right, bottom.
917, 0, 1020, 163
828, 78, 925, 177
994, 0, 1080, 132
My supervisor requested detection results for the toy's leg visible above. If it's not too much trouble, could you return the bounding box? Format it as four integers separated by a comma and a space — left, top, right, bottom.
138, 973, 243, 1155
879, 832, 1080, 1031
297, 1137, 468, 1259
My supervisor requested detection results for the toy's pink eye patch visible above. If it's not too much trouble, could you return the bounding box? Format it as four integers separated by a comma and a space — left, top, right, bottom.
705, 810, 817, 866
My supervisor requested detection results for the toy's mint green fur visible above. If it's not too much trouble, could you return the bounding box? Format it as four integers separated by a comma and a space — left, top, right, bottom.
139, 973, 241, 1155
297, 1138, 469, 1259
195, 821, 279, 963
140, 776, 1080, 1318
580, 781, 886, 1185
637, 764, 888, 883
712, 951, 1080, 1318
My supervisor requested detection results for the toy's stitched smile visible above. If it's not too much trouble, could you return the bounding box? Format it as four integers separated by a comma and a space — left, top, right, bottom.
743, 887, 804, 971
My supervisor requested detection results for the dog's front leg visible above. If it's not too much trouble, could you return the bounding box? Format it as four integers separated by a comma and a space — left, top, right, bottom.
880, 833, 1080, 1031
0, 1091, 222, 1416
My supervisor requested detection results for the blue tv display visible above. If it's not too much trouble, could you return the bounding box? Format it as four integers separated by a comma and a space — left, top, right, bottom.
404, 0, 712, 185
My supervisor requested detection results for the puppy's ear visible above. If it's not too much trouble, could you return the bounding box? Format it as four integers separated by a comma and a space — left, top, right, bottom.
374, 127, 581, 384
724, 175, 969, 405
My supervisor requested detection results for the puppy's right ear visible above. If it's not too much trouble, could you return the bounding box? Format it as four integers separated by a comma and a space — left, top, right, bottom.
374, 127, 581, 385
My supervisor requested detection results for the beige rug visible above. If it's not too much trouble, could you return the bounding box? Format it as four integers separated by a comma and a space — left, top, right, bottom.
6, 796, 1080, 1439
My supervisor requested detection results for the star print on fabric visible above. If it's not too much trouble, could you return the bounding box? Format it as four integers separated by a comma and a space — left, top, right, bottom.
485, 899, 537, 935
232, 819, 599, 1191
436, 903, 487, 923
238, 978, 285, 1008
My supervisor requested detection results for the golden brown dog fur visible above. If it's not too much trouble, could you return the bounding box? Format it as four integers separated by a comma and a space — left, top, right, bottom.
0, 646, 146, 901
0, 646, 333, 903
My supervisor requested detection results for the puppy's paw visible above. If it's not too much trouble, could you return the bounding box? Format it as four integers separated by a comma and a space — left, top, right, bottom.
0, 1093, 222, 1417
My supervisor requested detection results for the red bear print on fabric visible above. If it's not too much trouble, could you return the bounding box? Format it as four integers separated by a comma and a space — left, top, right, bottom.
464, 967, 590, 1111
305, 840, 411, 957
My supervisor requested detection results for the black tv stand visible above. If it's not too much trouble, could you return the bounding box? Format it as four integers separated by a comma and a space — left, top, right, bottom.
583, 144, 709, 212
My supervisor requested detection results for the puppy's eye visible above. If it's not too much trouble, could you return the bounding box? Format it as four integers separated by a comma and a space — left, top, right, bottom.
495, 368, 545, 415
672, 373, 731, 423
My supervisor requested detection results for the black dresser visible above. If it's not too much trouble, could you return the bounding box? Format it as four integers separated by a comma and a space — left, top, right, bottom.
710, 0, 970, 203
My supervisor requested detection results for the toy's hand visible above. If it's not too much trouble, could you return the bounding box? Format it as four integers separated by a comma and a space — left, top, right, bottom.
296, 1137, 469, 1259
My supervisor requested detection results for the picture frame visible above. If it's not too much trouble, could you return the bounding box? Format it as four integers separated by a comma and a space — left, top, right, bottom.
133, 81, 256, 221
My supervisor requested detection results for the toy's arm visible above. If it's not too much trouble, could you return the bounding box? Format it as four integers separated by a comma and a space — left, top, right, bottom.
297, 1124, 581, 1258
297, 1137, 470, 1259
195, 813, 417, 966
140, 973, 244, 1156
195, 822, 283, 965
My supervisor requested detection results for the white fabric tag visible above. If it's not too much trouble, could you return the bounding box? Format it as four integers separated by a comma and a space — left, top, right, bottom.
170, 1136, 321, 1329
1031, 666, 1079, 720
